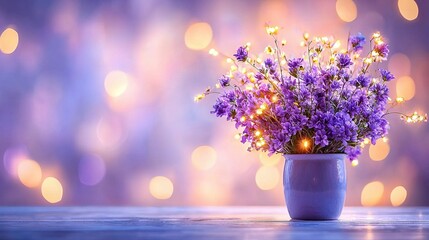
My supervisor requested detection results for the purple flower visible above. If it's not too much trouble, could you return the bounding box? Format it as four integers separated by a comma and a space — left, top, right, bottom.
345, 146, 361, 160
336, 54, 353, 68
374, 43, 389, 59
233, 46, 248, 62
330, 80, 341, 90
379, 69, 394, 81
349, 33, 366, 52
352, 74, 370, 88
370, 83, 389, 104
264, 58, 277, 75
288, 58, 304, 77
303, 72, 316, 85
219, 75, 230, 87
211, 91, 236, 120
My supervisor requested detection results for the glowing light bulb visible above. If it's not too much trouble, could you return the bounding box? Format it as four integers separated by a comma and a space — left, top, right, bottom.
351, 159, 359, 167
302, 139, 310, 149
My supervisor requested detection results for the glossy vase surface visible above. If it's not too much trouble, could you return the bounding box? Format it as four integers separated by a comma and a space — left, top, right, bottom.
283, 154, 347, 220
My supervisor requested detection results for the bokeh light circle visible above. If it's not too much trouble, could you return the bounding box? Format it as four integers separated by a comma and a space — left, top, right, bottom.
255, 166, 280, 190
0, 27, 19, 54
191, 145, 217, 170
17, 159, 42, 188
361, 181, 384, 206
149, 176, 174, 200
184, 22, 213, 50
41, 177, 63, 204
390, 186, 407, 207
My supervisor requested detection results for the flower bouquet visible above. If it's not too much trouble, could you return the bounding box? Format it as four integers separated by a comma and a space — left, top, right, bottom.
196, 26, 426, 160
195, 26, 426, 219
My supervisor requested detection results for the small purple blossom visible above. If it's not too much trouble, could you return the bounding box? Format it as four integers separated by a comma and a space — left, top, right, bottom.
349, 33, 366, 52
264, 58, 277, 75
219, 75, 230, 87
353, 74, 370, 88
336, 54, 353, 68
379, 69, 394, 81
233, 46, 248, 62
288, 58, 304, 77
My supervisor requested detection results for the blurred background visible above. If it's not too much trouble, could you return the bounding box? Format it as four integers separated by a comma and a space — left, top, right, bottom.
0, 0, 428, 206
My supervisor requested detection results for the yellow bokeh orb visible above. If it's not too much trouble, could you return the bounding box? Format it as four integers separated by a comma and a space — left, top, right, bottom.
191, 145, 217, 170
396, 76, 415, 101
41, 177, 63, 204
255, 166, 280, 190
369, 139, 390, 161
104, 71, 129, 98
149, 176, 174, 200
398, 0, 419, 21
184, 22, 213, 50
390, 186, 407, 207
0, 27, 19, 54
17, 159, 42, 188
361, 181, 384, 206
336, 0, 357, 22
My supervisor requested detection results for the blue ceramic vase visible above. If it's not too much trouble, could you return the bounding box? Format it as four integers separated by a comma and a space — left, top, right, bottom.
283, 154, 347, 220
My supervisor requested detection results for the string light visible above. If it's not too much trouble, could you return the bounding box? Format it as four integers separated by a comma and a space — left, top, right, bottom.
265, 46, 274, 55
255, 130, 261, 137
364, 58, 373, 64
401, 112, 428, 123
351, 159, 359, 167
234, 133, 241, 140
194, 94, 204, 102
265, 25, 279, 35
303, 33, 310, 41
208, 48, 218, 56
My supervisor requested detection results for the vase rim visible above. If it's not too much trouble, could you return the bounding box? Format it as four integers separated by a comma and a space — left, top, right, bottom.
284, 153, 347, 161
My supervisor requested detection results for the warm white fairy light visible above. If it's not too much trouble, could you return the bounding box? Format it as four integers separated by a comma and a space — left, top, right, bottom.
401, 112, 428, 123
351, 159, 359, 167
208, 48, 218, 56
396, 97, 405, 103
194, 94, 205, 102
303, 33, 310, 41
265, 46, 274, 55
265, 26, 279, 35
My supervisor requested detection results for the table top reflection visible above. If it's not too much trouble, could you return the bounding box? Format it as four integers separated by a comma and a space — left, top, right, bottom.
0, 206, 428, 240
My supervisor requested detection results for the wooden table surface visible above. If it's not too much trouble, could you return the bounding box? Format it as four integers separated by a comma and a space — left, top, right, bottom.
0, 206, 428, 239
